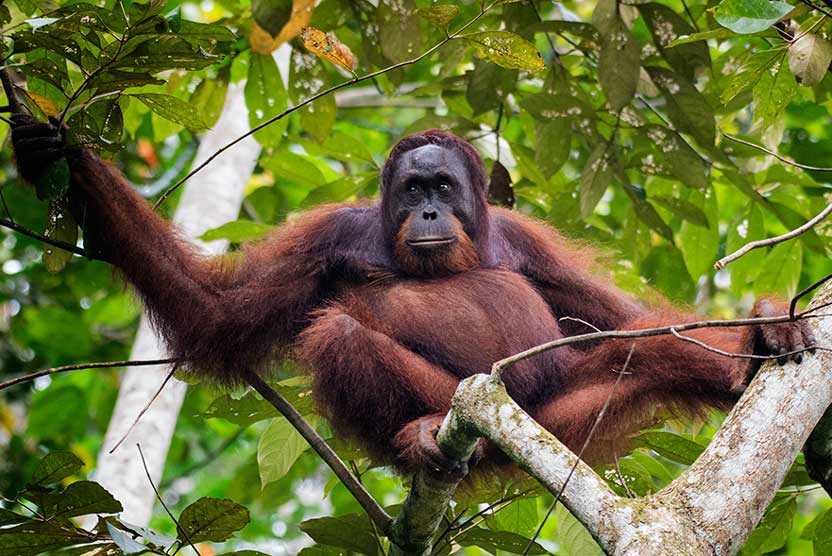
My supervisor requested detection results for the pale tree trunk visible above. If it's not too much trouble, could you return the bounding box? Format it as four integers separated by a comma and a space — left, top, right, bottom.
392, 281, 832, 556
90, 82, 261, 526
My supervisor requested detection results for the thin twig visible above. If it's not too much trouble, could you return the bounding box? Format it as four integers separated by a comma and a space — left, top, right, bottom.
522, 344, 636, 556
799, 0, 832, 19
722, 132, 832, 172
0, 216, 86, 256
669, 328, 824, 359
492, 313, 810, 377
715, 202, 832, 269
152, 1, 500, 210
0, 357, 179, 392
791, 272, 832, 318
137, 444, 202, 556
246, 372, 393, 535
109, 364, 178, 454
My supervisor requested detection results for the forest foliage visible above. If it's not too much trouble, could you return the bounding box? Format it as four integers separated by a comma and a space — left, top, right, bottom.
1, 0, 832, 554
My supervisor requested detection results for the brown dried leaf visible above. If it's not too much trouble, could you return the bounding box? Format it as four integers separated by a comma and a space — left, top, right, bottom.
300, 27, 356, 72
25, 91, 59, 116
250, 0, 315, 54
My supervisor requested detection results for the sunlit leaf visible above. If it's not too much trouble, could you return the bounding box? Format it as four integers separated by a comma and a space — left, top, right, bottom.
788, 30, 832, 87
415, 5, 459, 30
258, 417, 309, 487
245, 53, 289, 146
300, 27, 356, 72
580, 143, 613, 217
43, 196, 77, 272
133, 93, 207, 131
200, 220, 275, 243
464, 31, 545, 72
713, 0, 793, 34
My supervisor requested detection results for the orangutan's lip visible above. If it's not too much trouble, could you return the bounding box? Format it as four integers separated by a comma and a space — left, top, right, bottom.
406, 237, 456, 248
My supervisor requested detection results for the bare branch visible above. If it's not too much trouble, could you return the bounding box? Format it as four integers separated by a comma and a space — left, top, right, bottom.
0, 357, 178, 392
245, 372, 393, 535
0, 216, 87, 257
137, 443, 201, 556
715, 202, 832, 269
722, 131, 832, 171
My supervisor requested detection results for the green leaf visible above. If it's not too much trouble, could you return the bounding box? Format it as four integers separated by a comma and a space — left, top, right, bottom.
580, 143, 613, 217
624, 186, 674, 242
677, 187, 719, 279
30, 451, 84, 486
491, 497, 537, 537
378, 0, 422, 63
812, 508, 832, 554
55, 481, 122, 518
0, 509, 29, 526
189, 66, 230, 128
639, 3, 710, 79
788, 30, 832, 87
520, 92, 594, 120
199, 221, 275, 243
598, 457, 655, 496
26, 385, 88, 439
415, 5, 459, 30
651, 195, 709, 228
32, 158, 70, 201
464, 31, 545, 72
43, 197, 78, 273
297, 131, 377, 165
535, 120, 570, 178
713, 0, 793, 34
669, 28, 737, 46
754, 241, 802, 297
0, 521, 89, 556
466, 60, 515, 116
177, 497, 249, 543
633, 431, 705, 465
88, 70, 163, 95
457, 527, 548, 554
301, 172, 377, 207
252, 0, 292, 36
725, 204, 765, 292
637, 125, 708, 189
66, 97, 124, 152
289, 51, 336, 143
553, 505, 603, 556
647, 66, 715, 147
245, 53, 289, 146
597, 20, 639, 111
753, 51, 797, 128
203, 378, 315, 426
299, 513, 379, 556
721, 50, 781, 105
741, 498, 796, 555
258, 416, 310, 487
133, 93, 207, 131
260, 151, 327, 189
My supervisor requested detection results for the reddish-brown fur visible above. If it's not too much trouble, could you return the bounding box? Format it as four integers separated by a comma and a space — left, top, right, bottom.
10, 119, 812, 473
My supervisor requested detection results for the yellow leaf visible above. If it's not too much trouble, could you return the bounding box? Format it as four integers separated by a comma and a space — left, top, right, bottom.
250, 0, 315, 54
300, 27, 356, 72
26, 91, 59, 116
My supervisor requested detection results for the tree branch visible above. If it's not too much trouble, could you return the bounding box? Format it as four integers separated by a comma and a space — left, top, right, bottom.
0, 216, 87, 257
0, 358, 178, 392
714, 201, 832, 269
245, 373, 394, 535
